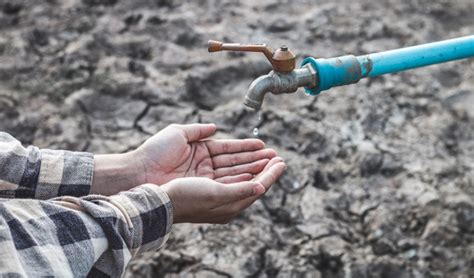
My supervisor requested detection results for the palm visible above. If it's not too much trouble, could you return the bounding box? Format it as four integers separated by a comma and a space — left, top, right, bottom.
137, 124, 276, 185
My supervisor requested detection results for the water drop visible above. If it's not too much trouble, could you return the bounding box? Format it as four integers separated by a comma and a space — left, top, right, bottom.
253, 127, 259, 137
404, 249, 417, 259
292, 181, 301, 189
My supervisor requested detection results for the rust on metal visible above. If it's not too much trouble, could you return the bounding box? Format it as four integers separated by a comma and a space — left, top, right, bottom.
272, 46, 296, 73
362, 56, 373, 77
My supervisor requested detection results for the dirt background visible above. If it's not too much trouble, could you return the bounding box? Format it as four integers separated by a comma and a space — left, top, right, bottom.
1, 0, 473, 277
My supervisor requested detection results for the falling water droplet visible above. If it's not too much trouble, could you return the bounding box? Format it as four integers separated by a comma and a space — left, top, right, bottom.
253, 127, 259, 137
258, 111, 263, 121
292, 181, 301, 189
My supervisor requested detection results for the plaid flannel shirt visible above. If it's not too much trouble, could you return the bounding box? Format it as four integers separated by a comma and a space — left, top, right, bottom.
0, 132, 173, 277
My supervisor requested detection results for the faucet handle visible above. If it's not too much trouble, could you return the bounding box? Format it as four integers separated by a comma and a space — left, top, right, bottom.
208, 40, 296, 73
208, 40, 273, 56
207, 40, 224, 52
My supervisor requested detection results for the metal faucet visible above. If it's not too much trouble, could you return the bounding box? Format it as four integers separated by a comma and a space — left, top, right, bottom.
208, 40, 317, 110
208, 36, 474, 110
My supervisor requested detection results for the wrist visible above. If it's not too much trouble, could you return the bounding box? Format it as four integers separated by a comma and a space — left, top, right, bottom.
91, 151, 146, 195
124, 150, 147, 185
161, 181, 182, 224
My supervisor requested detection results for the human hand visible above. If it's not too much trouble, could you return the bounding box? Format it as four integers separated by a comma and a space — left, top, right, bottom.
133, 123, 276, 186
162, 157, 286, 224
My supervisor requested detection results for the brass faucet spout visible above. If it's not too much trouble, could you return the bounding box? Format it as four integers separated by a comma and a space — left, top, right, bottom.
244, 64, 317, 110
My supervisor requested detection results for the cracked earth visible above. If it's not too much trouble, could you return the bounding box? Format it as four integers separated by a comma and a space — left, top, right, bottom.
0, 0, 473, 277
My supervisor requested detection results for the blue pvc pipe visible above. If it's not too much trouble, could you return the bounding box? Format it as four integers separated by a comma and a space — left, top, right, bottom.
302, 35, 474, 95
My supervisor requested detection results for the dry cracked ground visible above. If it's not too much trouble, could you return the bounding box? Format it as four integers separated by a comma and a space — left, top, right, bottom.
0, 0, 473, 277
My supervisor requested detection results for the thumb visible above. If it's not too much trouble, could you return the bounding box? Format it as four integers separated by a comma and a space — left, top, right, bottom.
177, 123, 217, 142
220, 181, 265, 204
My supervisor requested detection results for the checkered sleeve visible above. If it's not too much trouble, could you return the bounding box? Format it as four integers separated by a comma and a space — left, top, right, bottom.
0, 132, 94, 199
0, 183, 173, 277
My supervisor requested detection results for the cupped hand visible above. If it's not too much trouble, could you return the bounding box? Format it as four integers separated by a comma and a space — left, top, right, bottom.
134, 123, 277, 186
162, 157, 286, 224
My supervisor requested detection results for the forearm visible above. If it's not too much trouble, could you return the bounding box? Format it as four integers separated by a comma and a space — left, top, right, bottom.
92, 151, 146, 195
0, 184, 173, 277
0, 132, 93, 199
0, 131, 146, 198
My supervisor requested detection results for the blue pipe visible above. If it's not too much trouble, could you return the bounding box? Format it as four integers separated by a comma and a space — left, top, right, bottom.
301, 35, 474, 95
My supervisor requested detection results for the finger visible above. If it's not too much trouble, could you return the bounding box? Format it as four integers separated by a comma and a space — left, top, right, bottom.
214, 159, 269, 178
212, 149, 277, 168
215, 173, 254, 184
231, 162, 286, 212
218, 181, 265, 204
255, 162, 286, 190
205, 139, 265, 156
176, 123, 217, 142
252, 156, 284, 181
257, 156, 284, 175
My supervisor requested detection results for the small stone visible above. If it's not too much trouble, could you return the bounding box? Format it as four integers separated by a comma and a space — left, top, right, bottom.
124, 14, 142, 26
360, 153, 384, 176
312, 169, 329, 190
266, 19, 293, 32
380, 155, 403, 177
402, 249, 417, 260
28, 29, 49, 47
125, 41, 152, 60
397, 238, 418, 251
456, 203, 474, 233
146, 16, 166, 25
417, 190, 440, 206
175, 31, 202, 48
443, 90, 474, 118
372, 238, 396, 255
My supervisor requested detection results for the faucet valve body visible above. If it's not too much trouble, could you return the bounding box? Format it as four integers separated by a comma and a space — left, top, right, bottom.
208, 40, 317, 110
244, 64, 317, 110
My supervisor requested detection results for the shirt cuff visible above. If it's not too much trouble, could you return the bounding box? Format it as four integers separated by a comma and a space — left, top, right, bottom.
112, 184, 174, 254
36, 149, 94, 199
